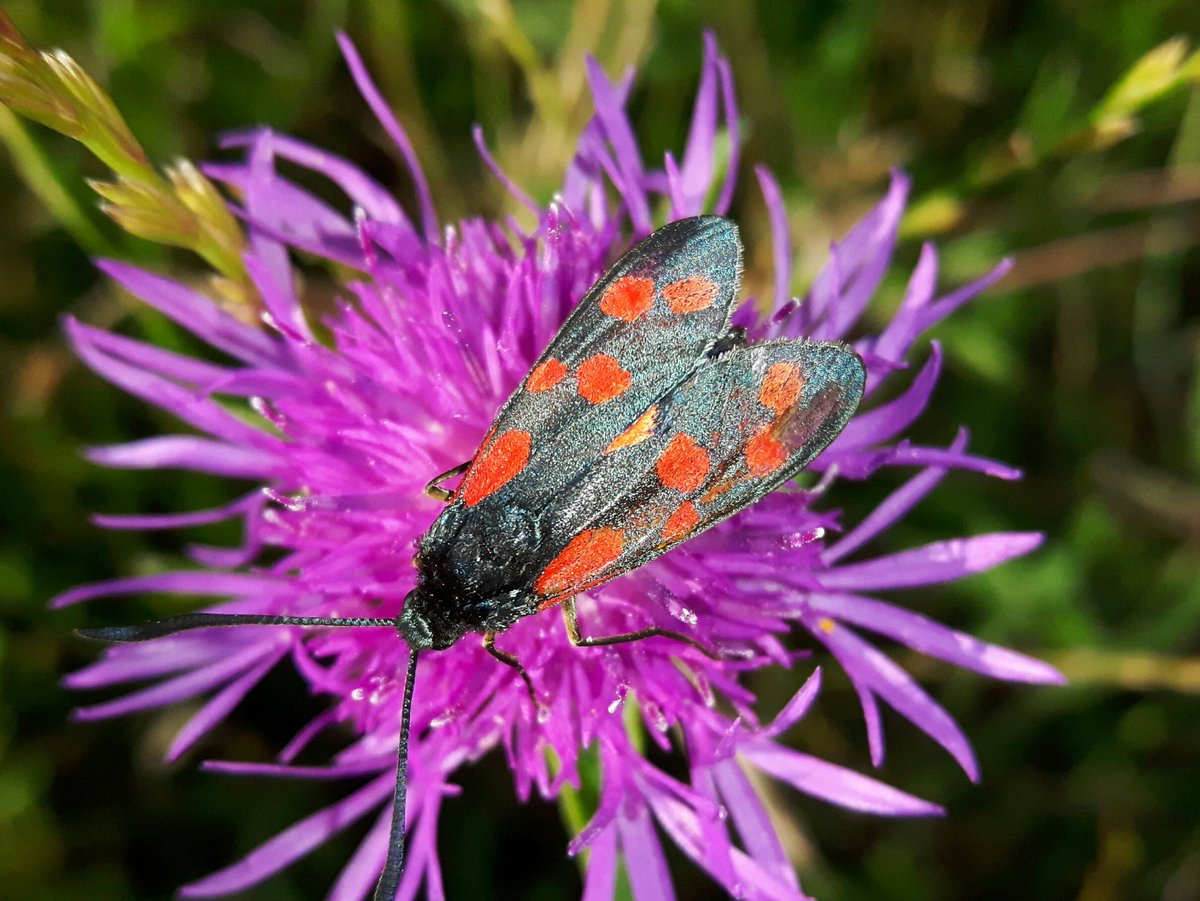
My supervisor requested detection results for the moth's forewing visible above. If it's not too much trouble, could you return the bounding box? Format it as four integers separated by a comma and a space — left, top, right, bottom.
421, 218, 743, 584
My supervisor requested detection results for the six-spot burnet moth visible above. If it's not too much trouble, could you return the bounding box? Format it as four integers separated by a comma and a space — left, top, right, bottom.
79, 216, 866, 901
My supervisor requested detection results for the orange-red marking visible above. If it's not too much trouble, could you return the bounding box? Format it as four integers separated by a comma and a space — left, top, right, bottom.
745, 428, 786, 478
535, 527, 625, 596
663, 275, 718, 313
528, 358, 567, 392
577, 354, 632, 404
700, 470, 745, 504
607, 405, 659, 452
460, 429, 531, 506
662, 502, 700, 544
599, 275, 655, 322
760, 363, 804, 417
657, 433, 711, 493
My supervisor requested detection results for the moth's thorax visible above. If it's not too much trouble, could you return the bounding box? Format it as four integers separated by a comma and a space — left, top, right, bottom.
421, 500, 542, 592
399, 501, 544, 650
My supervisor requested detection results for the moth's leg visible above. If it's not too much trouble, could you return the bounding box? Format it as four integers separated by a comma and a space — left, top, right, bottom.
482, 631, 542, 707
562, 597, 721, 660
424, 461, 470, 503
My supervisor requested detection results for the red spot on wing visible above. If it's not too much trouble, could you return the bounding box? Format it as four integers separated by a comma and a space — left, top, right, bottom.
577, 354, 632, 404
460, 429, 531, 506
657, 433, 711, 492
600, 276, 655, 322
528, 358, 567, 392
760, 363, 804, 416
662, 502, 700, 544
663, 276, 719, 313
745, 428, 786, 478
535, 527, 625, 597
607, 405, 658, 452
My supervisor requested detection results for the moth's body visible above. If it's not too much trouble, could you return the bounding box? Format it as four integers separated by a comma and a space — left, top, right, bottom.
399, 502, 543, 649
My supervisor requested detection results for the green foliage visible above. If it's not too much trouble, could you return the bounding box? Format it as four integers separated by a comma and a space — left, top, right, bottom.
1, 1, 1198, 899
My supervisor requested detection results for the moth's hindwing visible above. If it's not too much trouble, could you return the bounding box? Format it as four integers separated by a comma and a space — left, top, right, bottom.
528, 340, 866, 602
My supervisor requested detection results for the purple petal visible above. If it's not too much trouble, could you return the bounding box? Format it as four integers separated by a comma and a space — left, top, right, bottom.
219, 127, 409, 227
871, 242, 939, 365
66, 322, 239, 387
824, 429, 969, 563
180, 772, 394, 896
663, 151, 686, 218
73, 639, 283, 721
166, 648, 286, 761
65, 633, 250, 688
644, 774, 763, 899
713, 55, 740, 216
581, 825, 618, 901
812, 172, 909, 339
239, 135, 311, 338
90, 262, 284, 366
755, 166, 792, 319
712, 759, 798, 892
853, 680, 886, 767
186, 515, 266, 569
725, 851, 811, 901
833, 343, 941, 450
741, 741, 943, 815
569, 745, 627, 855
562, 70, 633, 214
810, 618, 979, 779
916, 258, 1014, 335
65, 318, 278, 448
202, 758, 388, 779
336, 34, 437, 241
396, 789, 446, 901
86, 436, 275, 477
93, 491, 262, 531
244, 245, 308, 343
819, 532, 1043, 591
805, 592, 1065, 684
619, 803, 676, 901
881, 441, 1022, 479
278, 709, 340, 763
585, 57, 651, 234
207, 160, 364, 268
472, 125, 539, 215
796, 242, 840, 335
52, 571, 283, 608
764, 667, 822, 738
329, 806, 391, 901
678, 33, 719, 215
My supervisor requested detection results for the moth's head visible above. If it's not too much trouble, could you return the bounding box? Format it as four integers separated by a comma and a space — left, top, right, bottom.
397, 589, 461, 651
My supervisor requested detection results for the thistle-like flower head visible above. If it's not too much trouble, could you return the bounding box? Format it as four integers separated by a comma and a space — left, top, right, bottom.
60, 34, 1062, 900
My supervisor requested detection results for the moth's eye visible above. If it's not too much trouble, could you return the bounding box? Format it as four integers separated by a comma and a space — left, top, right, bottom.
411, 553, 422, 570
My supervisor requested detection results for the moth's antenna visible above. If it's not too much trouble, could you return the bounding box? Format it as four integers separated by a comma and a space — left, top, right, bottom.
373, 648, 420, 901
76, 613, 396, 643
80, 612, 424, 899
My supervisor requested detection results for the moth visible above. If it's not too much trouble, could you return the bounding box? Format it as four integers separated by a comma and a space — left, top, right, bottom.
81, 216, 866, 900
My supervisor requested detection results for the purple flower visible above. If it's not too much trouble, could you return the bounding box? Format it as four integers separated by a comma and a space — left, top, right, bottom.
59, 33, 1062, 901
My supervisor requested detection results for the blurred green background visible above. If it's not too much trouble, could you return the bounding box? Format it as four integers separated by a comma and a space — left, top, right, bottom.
2, 1, 1199, 899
